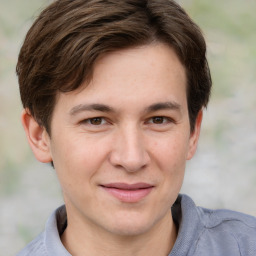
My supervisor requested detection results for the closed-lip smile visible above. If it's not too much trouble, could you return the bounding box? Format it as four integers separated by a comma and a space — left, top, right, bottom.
100, 183, 154, 203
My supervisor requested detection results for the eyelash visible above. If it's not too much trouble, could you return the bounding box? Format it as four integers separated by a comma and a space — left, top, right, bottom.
146, 116, 174, 125
81, 117, 108, 126
80, 116, 174, 126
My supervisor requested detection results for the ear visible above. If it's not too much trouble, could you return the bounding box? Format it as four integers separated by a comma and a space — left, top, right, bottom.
187, 110, 203, 160
21, 109, 52, 163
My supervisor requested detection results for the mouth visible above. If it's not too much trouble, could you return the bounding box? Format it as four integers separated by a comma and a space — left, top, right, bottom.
100, 183, 154, 203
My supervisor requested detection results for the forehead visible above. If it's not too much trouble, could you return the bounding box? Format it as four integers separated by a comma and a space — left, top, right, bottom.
54, 43, 187, 114
91, 43, 185, 89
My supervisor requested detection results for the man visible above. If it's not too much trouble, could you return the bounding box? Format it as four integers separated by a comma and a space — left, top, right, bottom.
16, 0, 256, 255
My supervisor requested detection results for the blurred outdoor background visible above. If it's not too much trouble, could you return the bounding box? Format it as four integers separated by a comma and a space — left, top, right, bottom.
0, 0, 255, 255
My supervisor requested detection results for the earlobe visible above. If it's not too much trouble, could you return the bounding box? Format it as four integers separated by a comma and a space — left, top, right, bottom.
21, 109, 52, 163
187, 110, 203, 160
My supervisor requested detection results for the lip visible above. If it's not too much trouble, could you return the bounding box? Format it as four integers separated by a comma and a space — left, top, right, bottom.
100, 183, 154, 203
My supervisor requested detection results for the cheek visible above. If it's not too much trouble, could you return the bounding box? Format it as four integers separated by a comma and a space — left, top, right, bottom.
51, 134, 111, 182
152, 133, 190, 170
50, 137, 96, 204
152, 133, 189, 194
160, 137, 188, 192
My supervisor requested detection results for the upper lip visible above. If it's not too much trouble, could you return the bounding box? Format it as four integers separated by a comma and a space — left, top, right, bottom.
101, 183, 154, 190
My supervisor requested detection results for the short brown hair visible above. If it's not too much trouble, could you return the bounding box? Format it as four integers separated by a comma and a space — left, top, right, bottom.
17, 0, 211, 134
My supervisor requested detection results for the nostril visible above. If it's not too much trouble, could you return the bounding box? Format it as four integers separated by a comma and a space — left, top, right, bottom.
108, 130, 150, 172
109, 151, 149, 172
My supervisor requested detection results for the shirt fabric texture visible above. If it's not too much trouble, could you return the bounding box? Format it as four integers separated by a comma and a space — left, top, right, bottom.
16, 194, 256, 256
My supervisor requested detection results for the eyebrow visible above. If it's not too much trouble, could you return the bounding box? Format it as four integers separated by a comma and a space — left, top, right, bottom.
69, 101, 181, 116
144, 101, 181, 113
69, 103, 115, 116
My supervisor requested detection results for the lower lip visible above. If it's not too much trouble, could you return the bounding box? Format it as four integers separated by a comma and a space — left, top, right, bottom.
102, 187, 153, 203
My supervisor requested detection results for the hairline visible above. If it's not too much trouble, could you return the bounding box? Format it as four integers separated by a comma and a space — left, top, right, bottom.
46, 41, 192, 136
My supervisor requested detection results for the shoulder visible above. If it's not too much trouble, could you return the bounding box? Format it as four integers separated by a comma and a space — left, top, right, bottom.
198, 206, 256, 234
195, 205, 256, 255
175, 194, 256, 256
16, 233, 47, 256
16, 205, 68, 256
198, 206, 256, 228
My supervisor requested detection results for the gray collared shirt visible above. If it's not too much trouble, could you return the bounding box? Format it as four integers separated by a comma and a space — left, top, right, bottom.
16, 194, 256, 256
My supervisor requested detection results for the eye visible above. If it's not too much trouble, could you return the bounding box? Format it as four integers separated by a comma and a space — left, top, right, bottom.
82, 117, 107, 125
151, 116, 165, 124
148, 116, 172, 124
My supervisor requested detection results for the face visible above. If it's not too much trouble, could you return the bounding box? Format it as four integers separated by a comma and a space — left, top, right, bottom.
32, 43, 201, 237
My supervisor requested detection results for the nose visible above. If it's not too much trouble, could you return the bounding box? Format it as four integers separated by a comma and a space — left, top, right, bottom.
109, 126, 150, 172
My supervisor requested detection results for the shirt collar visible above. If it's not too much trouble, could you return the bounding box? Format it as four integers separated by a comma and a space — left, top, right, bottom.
43, 194, 203, 256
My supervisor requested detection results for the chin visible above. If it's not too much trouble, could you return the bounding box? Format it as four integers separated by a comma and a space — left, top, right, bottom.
109, 223, 152, 237
104, 211, 159, 237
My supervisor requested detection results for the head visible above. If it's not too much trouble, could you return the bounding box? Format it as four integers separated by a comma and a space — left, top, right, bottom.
17, 0, 211, 135
17, 0, 212, 247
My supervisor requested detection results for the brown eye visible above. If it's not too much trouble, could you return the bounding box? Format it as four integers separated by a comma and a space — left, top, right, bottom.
152, 117, 165, 124
89, 117, 103, 125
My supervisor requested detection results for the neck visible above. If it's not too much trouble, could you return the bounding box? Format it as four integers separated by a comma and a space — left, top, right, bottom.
61, 210, 177, 256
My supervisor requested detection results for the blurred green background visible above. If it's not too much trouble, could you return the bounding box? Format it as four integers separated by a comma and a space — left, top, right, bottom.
0, 0, 256, 255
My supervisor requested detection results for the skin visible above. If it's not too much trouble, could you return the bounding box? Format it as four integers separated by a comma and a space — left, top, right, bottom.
22, 43, 202, 256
